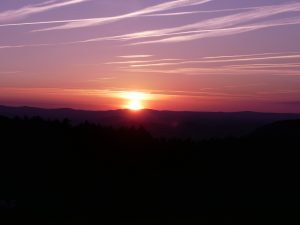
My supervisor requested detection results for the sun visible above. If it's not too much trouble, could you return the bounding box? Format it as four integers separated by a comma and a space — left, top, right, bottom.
127, 100, 142, 111
124, 91, 147, 111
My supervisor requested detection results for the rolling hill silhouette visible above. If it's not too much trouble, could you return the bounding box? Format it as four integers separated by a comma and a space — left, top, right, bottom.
1, 105, 300, 139
251, 119, 300, 138
1, 108, 300, 224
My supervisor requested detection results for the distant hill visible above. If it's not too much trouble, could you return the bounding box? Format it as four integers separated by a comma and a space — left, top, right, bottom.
1, 105, 300, 139
251, 119, 300, 138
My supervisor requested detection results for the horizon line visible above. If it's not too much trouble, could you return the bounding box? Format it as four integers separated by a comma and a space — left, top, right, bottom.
0, 104, 299, 115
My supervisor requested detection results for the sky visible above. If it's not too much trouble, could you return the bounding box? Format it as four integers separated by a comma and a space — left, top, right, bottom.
0, 0, 300, 112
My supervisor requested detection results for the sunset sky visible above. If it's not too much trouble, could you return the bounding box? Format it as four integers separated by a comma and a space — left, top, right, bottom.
1, 0, 300, 112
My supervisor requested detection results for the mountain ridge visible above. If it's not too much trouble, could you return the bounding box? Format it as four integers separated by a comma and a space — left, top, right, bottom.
1, 105, 300, 139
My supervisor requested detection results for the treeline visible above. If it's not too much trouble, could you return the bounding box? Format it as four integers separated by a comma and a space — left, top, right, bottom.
0, 116, 300, 224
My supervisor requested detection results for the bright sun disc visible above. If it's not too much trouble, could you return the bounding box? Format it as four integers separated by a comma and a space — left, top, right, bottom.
123, 91, 148, 110
127, 100, 142, 111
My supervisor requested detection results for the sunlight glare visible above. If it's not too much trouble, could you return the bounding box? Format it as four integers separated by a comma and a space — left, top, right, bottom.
127, 100, 142, 111
123, 91, 148, 110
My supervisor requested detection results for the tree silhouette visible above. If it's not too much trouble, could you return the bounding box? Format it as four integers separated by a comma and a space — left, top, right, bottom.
0, 116, 299, 224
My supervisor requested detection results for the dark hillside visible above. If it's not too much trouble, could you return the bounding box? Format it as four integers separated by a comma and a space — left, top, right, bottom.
1, 105, 300, 139
0, 116, 300, 224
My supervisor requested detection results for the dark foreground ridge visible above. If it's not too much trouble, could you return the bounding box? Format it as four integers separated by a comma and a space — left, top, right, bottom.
1, 105, 300, 139
1, 116, 300, 224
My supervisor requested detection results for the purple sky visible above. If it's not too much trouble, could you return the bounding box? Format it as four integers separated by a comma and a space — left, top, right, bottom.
0, 0, 300, 112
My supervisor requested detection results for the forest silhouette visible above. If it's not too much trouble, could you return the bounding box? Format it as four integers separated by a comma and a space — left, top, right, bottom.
1, 116, 300, 224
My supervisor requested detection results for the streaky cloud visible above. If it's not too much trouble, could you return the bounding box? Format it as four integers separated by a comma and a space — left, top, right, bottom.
0, 43, 54, 49
1, 16, 299, 51
117, 52, 300, 76
0, 87, 252, 99
125, 54, 300, 66
34, 0, 213, 31
126, 2, 300, 41
130, 63, 180, 68
203, 52, 300, 60
198, 54, 300, 64
118, 55, 153, 59
106, 59, 182, 65
143, 7, 260, 17
123, 66, 300, 76
130, 16, 300, 45
1, 6, 300, 51
0, 18, 101, 28
225, 63, 300, 69
0, 2, 251, 29
0, 71, 21, 74
65, 2, 300, 45
0, 0, 88, 22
